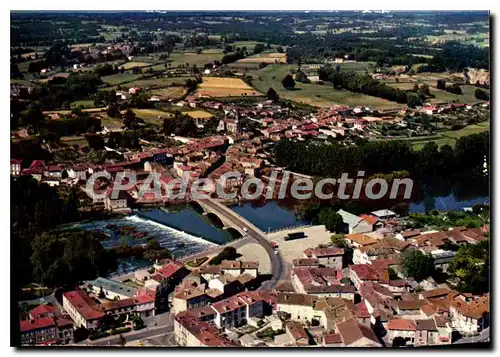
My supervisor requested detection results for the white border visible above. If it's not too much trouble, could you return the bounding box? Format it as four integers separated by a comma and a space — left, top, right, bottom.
2, 3, 496, 357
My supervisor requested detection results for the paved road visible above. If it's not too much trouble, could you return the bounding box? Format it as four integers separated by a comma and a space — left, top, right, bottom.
198, 199, 285, 290
453, 328, 490, 344
83, 325, 174, 346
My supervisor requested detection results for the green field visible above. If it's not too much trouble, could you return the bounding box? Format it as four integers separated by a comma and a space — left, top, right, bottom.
71, 100, 96, 108
410, 121, 489, 150
101, 73, 143, 85
249, 65, 400, 109
112, 77, 193, 90
167, 52, 224, 67
132, 108, 173, 125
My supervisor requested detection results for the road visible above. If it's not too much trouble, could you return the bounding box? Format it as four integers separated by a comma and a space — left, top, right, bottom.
84, 325, 175, 346
453, 327, 490, 344
198, 199, 285, 290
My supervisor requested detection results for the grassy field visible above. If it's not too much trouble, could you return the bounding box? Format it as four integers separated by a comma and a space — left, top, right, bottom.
249, 65, 399, 109
386, 80, 487, 104
185, 110, 214, 119
168, 52, 224, 67
121, 61, 153, 70
410, 121, 489, 150
237, 52, 287, 64
101, 73, 142, 86
132, 108, 173, 125
196, 77, 262, 97
149, 86, 188, 100
71, 100, 96, 108
116, 77, 193, 89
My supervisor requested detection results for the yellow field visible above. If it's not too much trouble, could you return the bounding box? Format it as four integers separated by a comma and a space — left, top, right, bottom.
121, 61, 152, 70
150, 86, 188, 100
196, 77, 262, 97
237, 52, 287, 64
185, 110, 214, 120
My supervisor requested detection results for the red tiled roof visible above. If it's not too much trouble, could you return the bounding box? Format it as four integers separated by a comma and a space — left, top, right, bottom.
63, 290, 104, 321
29, 305, 60, 319
20, 317, 56, 332
360, 214, 378, 225
388, 319, 416, 331
350, 264, 378, 281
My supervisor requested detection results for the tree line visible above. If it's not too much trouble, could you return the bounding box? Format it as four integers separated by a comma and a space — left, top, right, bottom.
274, 131, 489, 180
318, 67, 410, 104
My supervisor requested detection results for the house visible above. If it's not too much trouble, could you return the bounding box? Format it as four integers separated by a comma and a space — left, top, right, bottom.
276, 293, 356, 331
62, 290, 104, 329
174, 313, 234, 347
20, 317, 58, 346
87, 277, 137, 300
172, 286, 210, 314
449, 294, 489, 335
348, 264, 379, 289
345, 233, 378, 248
219, 260, 259, 278
336, 318, 382, 347
387, 319, 416, 346
20, 304, 74, 346
285, 321, 310, 346
421, 106, 437, 115
303, 247, 344, 269
370, 209, 397, 220
104, 188, 129, 211
337, 209, 374, 234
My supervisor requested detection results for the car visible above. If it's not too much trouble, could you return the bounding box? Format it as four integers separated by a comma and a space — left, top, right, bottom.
243, 227, 248, 232
274, 250, 279, 255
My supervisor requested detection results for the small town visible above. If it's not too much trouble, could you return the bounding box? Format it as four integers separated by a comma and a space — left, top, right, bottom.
10, 9, 490, 349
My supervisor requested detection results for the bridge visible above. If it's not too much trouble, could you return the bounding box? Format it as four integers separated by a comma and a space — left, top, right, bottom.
192, 198, 285, 290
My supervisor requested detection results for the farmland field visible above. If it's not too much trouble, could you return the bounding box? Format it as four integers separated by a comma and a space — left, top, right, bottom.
149, 86, 188, 100
237, 52, 287, 64
71, 100, 96, 108
168, 52, 224, 67
248, 65, 400, 109
101, 73, 142, 85
196, 77, 262, 97
132, 109, 173, 125
114, 77, 193, 89
409, 121, 489, 150
121, 61, 152, 70
185, 110, 214, 120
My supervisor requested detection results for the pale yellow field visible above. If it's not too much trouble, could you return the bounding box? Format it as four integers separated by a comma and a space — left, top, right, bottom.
196, 77, 262, 97
185, 110, 214, 119
237, 52, 287, 64
121, 61, 151, 70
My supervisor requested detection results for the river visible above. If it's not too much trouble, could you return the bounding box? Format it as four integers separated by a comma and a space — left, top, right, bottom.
72, 192, 487, 275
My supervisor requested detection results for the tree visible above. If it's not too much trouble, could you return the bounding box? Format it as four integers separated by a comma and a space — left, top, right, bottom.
30, 231, 117, 287
295, 71, 310, 83
106, 104, 121, 118
474, 88, 489, 100
282, 74, 295, 90
436, 79, 447, 90
447, 240, 489, 294
24, 101, 44, 128
276, 46, 284, 53
209, 247, 239, 265
266, 87, 279, 102
401, 250, 435, 282
330, 234, 347, 248
318, 208, 344, 233
253, 43, 265, 54
123, 109, 138, 129
406, 93, 422, 108
446, 84, 462, 95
